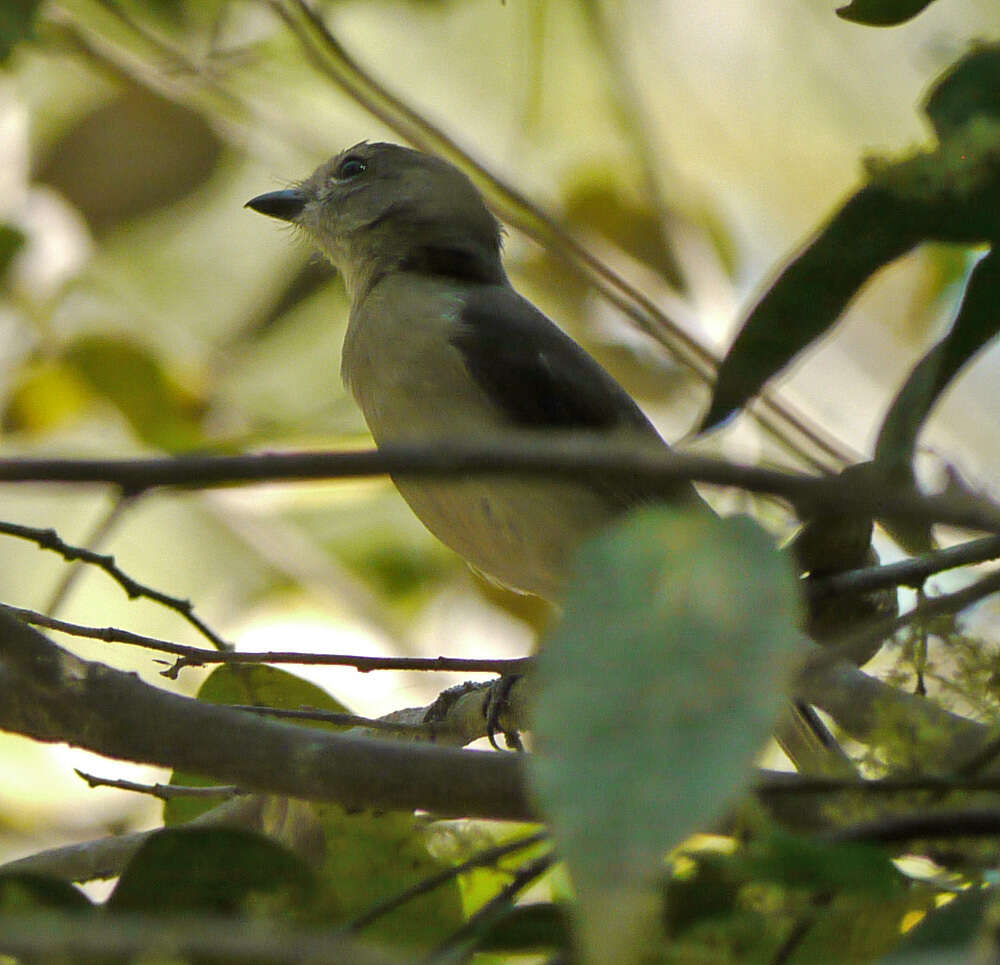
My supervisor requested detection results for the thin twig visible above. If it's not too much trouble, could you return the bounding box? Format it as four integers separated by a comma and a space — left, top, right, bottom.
826, 808, 1000, 846
808, 534, 1000, 602
815, 567, 1000, 669
3, 604, 520, 676
74, 769, 243, 800
754, 769, 1000, 796
427, 854, 557, 963
46, 491, 144, 616
229, 704, 431, 735
348, 831, 549, 932
0, 520, 230, 650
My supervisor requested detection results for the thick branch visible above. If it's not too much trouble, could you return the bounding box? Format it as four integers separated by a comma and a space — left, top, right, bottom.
0, 609, 531, 821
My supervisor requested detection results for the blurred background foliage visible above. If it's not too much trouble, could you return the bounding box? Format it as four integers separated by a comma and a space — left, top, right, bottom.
1, 0, 999, 876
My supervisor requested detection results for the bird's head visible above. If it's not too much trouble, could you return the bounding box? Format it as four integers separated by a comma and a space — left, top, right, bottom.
247, 142, 504, 298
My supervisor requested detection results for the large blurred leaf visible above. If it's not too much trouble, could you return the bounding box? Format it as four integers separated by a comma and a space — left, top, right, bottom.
107, 827, 313, 915
701, 185, 927, 430
563, 171, 683, 289
64, 333, 207, 451
836, 0, 938, 26
2, 356, 92, 434
475, 902, 571, 956
529, 508, 803, 963
0, 1, 42, 62
875, 249, 1000, 473
702, 45, 1000, 431
37, 83, 221, 235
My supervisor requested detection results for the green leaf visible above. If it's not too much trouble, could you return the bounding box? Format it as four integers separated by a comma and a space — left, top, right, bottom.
701, 185, 926, 430
0, 0, 42, 62
307, 804, 465, 950
924, 44, 1000, 140
107, 827, 312, 915
875, 249, 1000, 473
165, 665, 350, 825
836, 0, 938, 27
702, 46, 1000, 431
529, 508, 804, 963
64, 333, 206, 451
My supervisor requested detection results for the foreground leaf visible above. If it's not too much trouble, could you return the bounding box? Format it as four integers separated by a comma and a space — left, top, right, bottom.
530, 507, 804, 963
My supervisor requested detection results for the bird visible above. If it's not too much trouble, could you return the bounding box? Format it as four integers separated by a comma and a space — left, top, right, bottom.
246, 142, 889, 762
245, 141, 701, 601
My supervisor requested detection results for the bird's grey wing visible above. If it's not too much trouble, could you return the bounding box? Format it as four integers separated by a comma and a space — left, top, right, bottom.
451, 286, 657, 433
450, 286, 696, 509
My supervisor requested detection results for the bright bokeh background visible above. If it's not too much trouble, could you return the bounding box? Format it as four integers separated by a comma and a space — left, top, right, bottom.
1, 0, 999, 863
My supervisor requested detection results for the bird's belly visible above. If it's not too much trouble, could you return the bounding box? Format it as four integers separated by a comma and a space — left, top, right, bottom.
391, 474, 613, 599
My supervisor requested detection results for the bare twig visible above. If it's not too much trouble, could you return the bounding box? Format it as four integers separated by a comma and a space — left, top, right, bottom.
428, 854, 557, 962
45, 491, 144, 616
0, 605, 522, 676
348, 830, 549, 933
754, 769, 1000, 797
0, 520, 230, 650
812, 567, 1000, 669
827, 808, 1000, 846
808, 534, 1000, 602
74, 768, 243, 800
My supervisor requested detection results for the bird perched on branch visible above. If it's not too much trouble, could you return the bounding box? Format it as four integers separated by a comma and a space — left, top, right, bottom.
247, 141, 701, 602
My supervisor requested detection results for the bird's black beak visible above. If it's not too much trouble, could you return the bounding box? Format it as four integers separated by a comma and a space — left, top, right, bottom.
245, 188, 308, 222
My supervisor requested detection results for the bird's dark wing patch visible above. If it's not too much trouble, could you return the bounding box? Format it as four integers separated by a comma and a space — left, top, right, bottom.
452, 286, 656, 432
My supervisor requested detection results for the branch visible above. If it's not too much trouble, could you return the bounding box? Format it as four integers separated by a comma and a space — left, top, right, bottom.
0, 440, 997, 531
807, 534, 1000, 601
827, 808, 1000, 846
812, 567, 1000, 669
0, 608, 531, 821
793, 654, 992, 768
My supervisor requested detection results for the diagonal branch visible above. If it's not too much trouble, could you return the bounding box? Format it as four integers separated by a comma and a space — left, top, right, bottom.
0, 520, 229, 650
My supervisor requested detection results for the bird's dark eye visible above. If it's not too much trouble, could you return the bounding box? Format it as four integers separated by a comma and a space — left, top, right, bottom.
334, 156, 367, 181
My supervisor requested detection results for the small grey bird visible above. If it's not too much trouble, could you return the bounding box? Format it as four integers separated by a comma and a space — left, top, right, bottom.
247, 142, 699, 601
